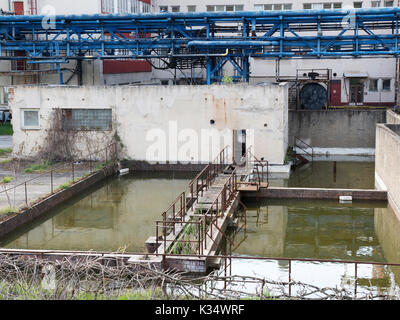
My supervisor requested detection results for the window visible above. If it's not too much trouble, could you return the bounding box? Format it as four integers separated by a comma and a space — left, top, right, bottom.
102, 0, 114, 13
353, 2, 363, 8
254, 3, 292, 11
160, 6, 168, 12
207, 5, 243, 12
323, 2, 342, 9
382, 79, 391, 91
21, 109, 40, 129
303, 3, 325, 9
118, 0, 129, 13
171, 6, 180, 12
62, 109, 112, 131
384, 0, 394, 6
187, 5, 196, 12
371, 1, 381, 7
369, 79, 378, 91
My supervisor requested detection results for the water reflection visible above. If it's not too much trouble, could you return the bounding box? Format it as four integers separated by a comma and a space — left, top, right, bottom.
272, 160, 375, 189
235, 199, 386, 262
227, 199, 400, 297
1, 172, 194, 252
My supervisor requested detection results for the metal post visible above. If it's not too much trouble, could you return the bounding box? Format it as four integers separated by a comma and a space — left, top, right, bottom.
354, 262, 358, 298
288, 260, 292, 297
72, 162, 75, 183
156, 223, 159, 255
24, 182, 28, 206
50, 169, 53, 193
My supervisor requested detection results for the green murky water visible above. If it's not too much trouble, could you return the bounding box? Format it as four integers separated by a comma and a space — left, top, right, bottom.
1, 162, 400, 297
0, 172, 194, 252
273, 160, 376, 189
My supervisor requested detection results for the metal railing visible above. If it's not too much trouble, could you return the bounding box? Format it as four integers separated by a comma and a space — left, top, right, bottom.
294, 136, 314, 162
2, 247, 399, 299
237, 145, 269, 186
156, 146, 233, 256
0, 143, 117, 213
156, 219, 204, 256
188, 146, 230, 205
149, 251, 400, 299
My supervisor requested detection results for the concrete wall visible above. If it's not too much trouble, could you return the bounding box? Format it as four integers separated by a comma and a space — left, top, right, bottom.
375, 124, 400, 212
387, 110, 400, 125
289, 109, 386, 153
10, 84, 289, 165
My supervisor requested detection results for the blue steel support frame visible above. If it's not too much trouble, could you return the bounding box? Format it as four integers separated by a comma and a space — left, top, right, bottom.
0, 8, 399, 83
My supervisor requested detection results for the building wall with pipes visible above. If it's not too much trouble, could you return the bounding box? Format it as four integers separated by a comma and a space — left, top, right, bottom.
9, 84, 289, 165
0, 0, 397, 107
0, 0, 156, 94
153, 0, 398, 106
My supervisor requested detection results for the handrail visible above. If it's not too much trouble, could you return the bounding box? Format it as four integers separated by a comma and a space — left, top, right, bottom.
0, 143, 117, 195
240, 146, 269, 185
158, 146, 231, 249
295, 136, 314, 161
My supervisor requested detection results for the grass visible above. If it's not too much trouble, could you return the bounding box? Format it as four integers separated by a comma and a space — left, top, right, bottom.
24, 161, 54, 174
0, 123, 13, 136
0, 148, 12, 156
0, 159, 12, 164
0, 176, 14, 183
0, 206, 17, 216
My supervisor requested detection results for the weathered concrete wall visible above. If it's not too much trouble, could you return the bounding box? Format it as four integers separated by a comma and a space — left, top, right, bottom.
10, 84, 289, 165
9, 86, 116, 159
387, 110, 400, 125
289, 109, 386, 153
375, 124, 400, 212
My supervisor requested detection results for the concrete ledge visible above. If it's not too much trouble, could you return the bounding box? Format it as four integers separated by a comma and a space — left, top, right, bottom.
241, 187, 387, 201
123, 160, 208, 172
0, 165, 117, 239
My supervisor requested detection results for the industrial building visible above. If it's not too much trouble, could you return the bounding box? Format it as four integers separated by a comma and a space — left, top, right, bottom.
0, 0, 397, 110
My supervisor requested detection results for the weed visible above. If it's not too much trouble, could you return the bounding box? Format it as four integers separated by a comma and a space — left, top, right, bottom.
0, 148, 12, 155
24, 161, 54, 174
0, 176, 14, 184
0, 123, 13, 136
0, 206, 16, 216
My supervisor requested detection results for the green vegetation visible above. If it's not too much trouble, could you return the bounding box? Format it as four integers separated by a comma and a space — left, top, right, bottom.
55, 180, 74, 192
0, 148, 12, 155
285, 146, 296, 163
222, 75, 234, 84
0, 206, 16, 216
94, 160, 111, 171
0, 176, 13, 184
0, 159, 12, 164
169, 222, 198, 255
24, 161, 54, 173
0, 123, 13, 136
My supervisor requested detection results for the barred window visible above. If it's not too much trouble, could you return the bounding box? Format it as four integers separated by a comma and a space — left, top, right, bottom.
62, 109, 112, 131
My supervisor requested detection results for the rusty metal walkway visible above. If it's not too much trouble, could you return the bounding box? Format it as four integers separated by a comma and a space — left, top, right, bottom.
128, 146, 269, 273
